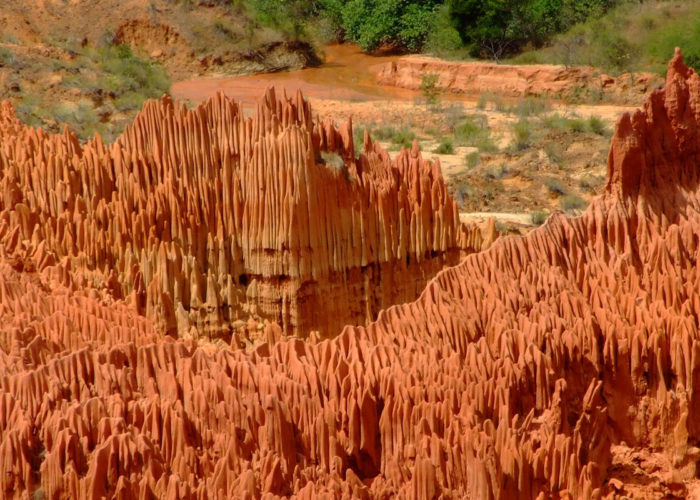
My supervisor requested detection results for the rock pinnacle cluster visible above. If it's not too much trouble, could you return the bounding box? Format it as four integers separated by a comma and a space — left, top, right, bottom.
0, 87, 487, 340
2, 49, 700, 498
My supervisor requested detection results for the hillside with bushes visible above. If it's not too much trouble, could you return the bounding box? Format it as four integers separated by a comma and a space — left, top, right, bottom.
0, 0, 318, 141
249, 0, 700, 73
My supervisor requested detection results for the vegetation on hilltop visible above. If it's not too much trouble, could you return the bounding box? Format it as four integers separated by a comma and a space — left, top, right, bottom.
246, 0, 700, 74
245, 0, 622, 57
0, 0, 317, 141
513, 1, 700, 74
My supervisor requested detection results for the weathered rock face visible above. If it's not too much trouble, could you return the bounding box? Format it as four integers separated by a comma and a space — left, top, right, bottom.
0, 88, 486, 339
3, 50, 700, 499
373, 55, 660, 100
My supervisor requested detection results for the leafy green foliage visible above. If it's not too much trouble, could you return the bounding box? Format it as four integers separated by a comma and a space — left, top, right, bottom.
517, 1, 699, 74
341, 0, 439, 51
239, 0, 628, 59
511, 119, 534, 150
545, 178, 566, 195
434, 138, 454, 154
560, 194, 588, 212
0, 46, 15, 67
530, 210, 548, 225
247, 0, 315, 40
94, 44, 170, 101
645, 13, 700, 73
445, 0, 613, 60
420, 74, 440, 107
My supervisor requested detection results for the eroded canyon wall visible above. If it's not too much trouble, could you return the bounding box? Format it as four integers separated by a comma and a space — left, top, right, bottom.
0, 88, 486, 339
3, 49, 700, 499
373, 56, 660, 101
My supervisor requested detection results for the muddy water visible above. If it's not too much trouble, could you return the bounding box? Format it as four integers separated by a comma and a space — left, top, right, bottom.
172, 43, 444, 105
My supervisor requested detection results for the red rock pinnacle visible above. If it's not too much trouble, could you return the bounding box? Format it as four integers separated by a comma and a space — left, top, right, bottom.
0, 87, 487, 339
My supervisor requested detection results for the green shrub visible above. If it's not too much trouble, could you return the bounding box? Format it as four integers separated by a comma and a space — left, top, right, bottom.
114, 91, 148, 112
353, 125, 367, 156
390, 128, 416, 149
474, 135, 498, 153
434, 138, 454, 154
320, 150, 345, 170
587, 115, 607, 135
511, 119, 534, 150
0, 46, 15, 67
544, 142, 565, 166
454, 114, 486, 140
579, 173, 605, 192
566, 118, 587, 133
645, 15, 700, 72
476, 92, 505, 112
341, 0, 438, 52
545, 178, 566, 195
485, 163, 506, 180
530, 210, 548, 226
95, 44, 170, 99
453, 114, 498, 152
466, 151, 480, 168
443, 104, 466, 133
560, 194, 588, 212
424, 4, 464, 57
371, 126, 396, 141
420, 74, 440, 107
509, 96, 550, 118
541, 113, 570, 131
51, 102, 100, 140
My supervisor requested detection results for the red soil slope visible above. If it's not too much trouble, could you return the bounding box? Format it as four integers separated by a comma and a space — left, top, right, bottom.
1, 49, 700, 498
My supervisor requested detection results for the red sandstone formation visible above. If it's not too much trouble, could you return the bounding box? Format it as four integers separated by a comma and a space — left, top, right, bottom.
2, 49, 700, 499
0, 88, 486, 340
373, 55, 660, 100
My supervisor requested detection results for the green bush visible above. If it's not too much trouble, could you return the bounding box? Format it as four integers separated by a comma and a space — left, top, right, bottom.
390, 128, 416, 149
371, 126, 396, 141
511, 119, 534, 150
51, 102, 100, 140
420, 74, 440, 107
424, 4, 465, 57
566, 117, 587, 133
114, 91, 148, 112
466, 151, 480, 168
453, 114, 498, 152
587, 115, 607, 135
512, 1, 699, 74
545, 178, 566, 195
530, 210, 548, 226
645, 14, 700, 73
476, 92, 506, 112
247, 0, 312, 41
434, 138, 454, 154
560, 194, 588, 212
541, 113, 570, 131
579, 173, 605, 192
0, 46, 15, 67
485, 163, 506, 179
454, 114, 487, 141
544, 142, 565, 166
95, 44, 170, 99
341, 0, 439, 52
509, 96, 551, 117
